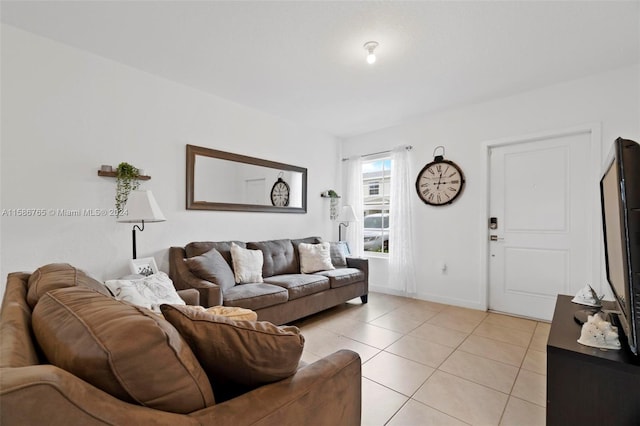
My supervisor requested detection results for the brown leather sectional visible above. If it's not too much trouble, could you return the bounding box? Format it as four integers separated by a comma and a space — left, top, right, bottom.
0, 264, 362, 425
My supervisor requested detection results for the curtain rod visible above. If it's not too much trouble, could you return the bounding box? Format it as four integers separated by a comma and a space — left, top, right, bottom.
341, 145, 412, 161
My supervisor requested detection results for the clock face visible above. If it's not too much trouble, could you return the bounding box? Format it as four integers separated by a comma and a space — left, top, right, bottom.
416, 159, 465, 206
270, 179, 290, 207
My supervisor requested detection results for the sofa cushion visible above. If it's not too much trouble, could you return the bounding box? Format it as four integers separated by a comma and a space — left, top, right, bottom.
223, 283, 288, 310
298, 242, 335, 274
32, 286, 215, 413
291, 236, 323, 248
263, 274, 330, 300
185, 241, 247, 267
186, 247, 236, 291
160, 304, 304, 402
26, 263, 110, 308
315, 268, 365, 289
230, 243, 263, 284
246, 239, 297, 278
104, 272, 186, 314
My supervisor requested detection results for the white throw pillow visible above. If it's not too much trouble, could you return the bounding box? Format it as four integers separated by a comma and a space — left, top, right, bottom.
299, 242, 335, 274
230, 243, 264, 284
105, 271, 185, 313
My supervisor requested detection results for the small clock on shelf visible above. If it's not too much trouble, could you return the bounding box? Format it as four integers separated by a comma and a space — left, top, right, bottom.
270, 177, 290, 207
415, 147, 465, 206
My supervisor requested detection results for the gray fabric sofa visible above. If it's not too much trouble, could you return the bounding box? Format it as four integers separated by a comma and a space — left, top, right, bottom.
169, 237, 368, 325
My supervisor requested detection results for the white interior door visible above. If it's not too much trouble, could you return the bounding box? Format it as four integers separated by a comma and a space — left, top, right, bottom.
488, 132, 592, 320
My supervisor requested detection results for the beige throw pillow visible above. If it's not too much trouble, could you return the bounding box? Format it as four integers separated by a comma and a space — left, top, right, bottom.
298, 242, 335, 273
230, 242, 263, 284
160, 304, 304, 401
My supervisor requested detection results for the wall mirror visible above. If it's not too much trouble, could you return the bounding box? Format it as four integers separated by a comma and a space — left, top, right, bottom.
186, 144, 307, 213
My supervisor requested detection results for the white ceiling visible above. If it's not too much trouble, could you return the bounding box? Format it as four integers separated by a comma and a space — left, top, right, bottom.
2, 1, 639, 138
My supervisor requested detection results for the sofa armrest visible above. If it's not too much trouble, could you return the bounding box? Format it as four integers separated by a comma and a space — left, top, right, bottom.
346, 257, 368, 284
0, 365, 197, 425
177, 288, 200, 306
169, 247, 222, 307
189, 349, 361, 426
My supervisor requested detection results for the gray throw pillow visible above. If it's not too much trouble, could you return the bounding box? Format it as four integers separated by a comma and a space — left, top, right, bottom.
329, 242, 349, 268
185, 247, 236, 291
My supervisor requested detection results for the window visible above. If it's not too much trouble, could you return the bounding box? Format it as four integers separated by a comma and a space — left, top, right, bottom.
362, 157, 391, 253
368, 182, 380, 195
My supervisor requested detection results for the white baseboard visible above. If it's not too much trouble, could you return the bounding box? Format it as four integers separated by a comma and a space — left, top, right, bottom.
369, 286, 486, 311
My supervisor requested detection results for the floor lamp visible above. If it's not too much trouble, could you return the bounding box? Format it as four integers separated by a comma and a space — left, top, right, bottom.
117, 190, 166, 259
338, 205, 358, 241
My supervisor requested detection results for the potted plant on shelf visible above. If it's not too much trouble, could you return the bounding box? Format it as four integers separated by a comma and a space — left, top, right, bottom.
321, 190, 341, 220
321, 189, 340, 198
115, 162, 140, 217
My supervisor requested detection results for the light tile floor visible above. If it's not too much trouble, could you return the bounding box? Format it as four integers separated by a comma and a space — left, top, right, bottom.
293, 292, 549, 426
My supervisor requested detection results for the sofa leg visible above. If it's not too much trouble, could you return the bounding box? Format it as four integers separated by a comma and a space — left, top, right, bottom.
360, 294, 368, 304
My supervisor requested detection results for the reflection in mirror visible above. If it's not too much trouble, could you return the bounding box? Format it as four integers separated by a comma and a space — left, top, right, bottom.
186, 144, 307, 213
194, 156, 304, 207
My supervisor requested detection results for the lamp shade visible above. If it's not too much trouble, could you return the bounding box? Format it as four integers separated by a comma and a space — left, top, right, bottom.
340, 205, 358, 223
117, 190, 166, 223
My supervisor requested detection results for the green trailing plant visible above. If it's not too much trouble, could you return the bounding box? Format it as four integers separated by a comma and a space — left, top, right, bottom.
115, 162, 140, 217
327, 189, 339, 198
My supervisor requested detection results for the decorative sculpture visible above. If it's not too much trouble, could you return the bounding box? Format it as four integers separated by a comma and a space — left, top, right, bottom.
577, 312, 621, 350
572, 284, 604, 307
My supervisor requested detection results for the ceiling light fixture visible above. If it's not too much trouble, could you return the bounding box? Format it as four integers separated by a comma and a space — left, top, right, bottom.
363, 41, 379, 64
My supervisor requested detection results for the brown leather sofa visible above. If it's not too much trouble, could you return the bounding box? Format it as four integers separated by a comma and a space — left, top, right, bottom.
0, 266, 362, 425
169, 237, 369, 325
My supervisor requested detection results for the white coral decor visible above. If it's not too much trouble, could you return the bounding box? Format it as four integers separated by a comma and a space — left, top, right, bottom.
577, 313, 621, 350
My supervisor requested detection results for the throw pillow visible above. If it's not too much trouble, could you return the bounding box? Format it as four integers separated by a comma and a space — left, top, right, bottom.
192, 305, 258, 321
32, 286, 215, 413
298, 242, 335, 273
105, 271, 185, 313
27, 263, 110, 308
230, 242, 263, 284
160, 304, 304, 401
329, 241, 349, 268
185, 247, 236, 291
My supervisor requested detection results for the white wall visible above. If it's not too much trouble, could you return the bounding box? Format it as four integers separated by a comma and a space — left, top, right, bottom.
342, 64, 640, 309
0, 25, 340, 293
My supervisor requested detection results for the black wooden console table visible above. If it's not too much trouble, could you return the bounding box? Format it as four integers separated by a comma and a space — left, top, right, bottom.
547, 295, 640, 425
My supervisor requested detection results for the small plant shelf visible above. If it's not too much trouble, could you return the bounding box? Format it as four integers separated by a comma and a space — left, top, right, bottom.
97, 170, 151, 180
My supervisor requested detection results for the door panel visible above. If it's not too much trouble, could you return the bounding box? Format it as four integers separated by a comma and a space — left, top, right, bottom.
488, 132, 591, 320
505, 146, 568, 231
504, 247, 568, 296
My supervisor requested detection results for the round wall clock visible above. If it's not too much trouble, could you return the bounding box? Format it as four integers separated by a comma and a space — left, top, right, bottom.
270, 177, 290, 207
416, 153, 465, 206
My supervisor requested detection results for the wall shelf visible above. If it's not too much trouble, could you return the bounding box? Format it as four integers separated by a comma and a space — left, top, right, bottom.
320, 193, 340, 220
97, 170, 151, 180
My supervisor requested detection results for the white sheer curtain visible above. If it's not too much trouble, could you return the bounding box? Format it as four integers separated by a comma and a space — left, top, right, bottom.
388, 146, 416, 295
344, 156, 364, 256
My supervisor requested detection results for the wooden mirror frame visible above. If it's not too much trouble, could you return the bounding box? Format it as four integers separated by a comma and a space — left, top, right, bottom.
186, 144, 307, 213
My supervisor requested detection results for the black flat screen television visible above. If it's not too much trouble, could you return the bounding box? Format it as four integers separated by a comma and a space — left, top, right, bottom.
600, 137, 640, 355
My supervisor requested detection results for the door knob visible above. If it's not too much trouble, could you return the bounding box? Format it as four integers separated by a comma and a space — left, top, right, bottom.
489, 235, 504, 241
